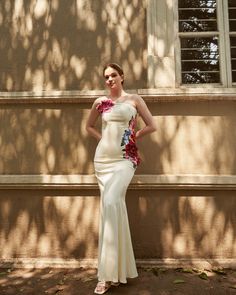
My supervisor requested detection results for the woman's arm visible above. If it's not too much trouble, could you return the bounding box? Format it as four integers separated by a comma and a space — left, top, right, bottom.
86, 99, 102, 141
135, 95, 156, 139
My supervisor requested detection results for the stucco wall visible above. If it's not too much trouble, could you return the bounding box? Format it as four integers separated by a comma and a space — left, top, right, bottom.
0, 188, 235, 261
0, 0, 235, 265
0, 0, 147, 91
1, 100, 236, 175
0, 100, 236, 262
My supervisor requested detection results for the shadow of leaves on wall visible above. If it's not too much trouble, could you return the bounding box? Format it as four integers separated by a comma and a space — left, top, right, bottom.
0, 0, 147, 91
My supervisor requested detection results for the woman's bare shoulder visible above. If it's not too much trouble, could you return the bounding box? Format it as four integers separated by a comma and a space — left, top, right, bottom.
129, 94, 144, 106
94, 96, 107, 106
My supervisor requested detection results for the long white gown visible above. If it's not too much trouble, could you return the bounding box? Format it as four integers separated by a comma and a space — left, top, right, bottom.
94, 98, 140, 283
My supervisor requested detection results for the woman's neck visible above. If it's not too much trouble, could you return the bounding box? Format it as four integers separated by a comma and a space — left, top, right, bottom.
109, 89, 126, 100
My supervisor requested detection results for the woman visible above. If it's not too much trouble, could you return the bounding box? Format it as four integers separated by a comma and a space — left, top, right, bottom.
86, 63, 156, 294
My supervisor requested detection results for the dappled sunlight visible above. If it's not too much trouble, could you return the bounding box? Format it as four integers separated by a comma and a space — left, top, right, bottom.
0, 100, 101, 260
173, 194, 235, 257
0, 0, 235, 268
0, 105, 94, 174
0, 0, 147, 91
0, 191, 100, 259
131, 190, 236, 260
75, 0, 97, 31
139, 197, 148, 216
138, 101, 236, 175
147, 0, 175, 87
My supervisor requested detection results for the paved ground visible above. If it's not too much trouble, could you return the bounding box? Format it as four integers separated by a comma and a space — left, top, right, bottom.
0, 266, 235, 294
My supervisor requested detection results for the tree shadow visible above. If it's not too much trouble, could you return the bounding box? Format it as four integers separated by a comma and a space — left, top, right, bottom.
0, 189, 100, 259
0, 0, 235, 264
128, 189, 236, 261
129, 99, 236, 261
0, 0, 147, 91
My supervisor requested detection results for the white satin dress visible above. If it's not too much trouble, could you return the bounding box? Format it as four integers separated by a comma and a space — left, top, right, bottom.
94, 98, 140, 283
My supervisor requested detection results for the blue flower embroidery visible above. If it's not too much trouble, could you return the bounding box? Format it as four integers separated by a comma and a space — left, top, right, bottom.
120, 116, 140, 168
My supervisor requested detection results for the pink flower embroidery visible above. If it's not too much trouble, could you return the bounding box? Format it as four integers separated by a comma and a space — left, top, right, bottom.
96, 99, 114, 114
121, 116, 141, 168
124, 142, 141, 167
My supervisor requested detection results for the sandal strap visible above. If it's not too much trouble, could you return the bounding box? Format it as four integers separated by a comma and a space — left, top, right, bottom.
94, 281, 111, 294
97, 281, 110, 287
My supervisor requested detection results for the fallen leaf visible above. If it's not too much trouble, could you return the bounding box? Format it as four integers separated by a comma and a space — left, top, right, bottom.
151, 267, 159, 276
212, 268, 227, 275
56, 286, 65, 292
0, 272, 7, 276
182, 268, 193, 273
173, 279, 185, 284
144, 267, 152, 272
198, 272, 208, 280
159, 268, 167, 273
55, 288, 64, 293
58, 280, 65, 285
175, 268, 183, 272
81, 277, 94, 282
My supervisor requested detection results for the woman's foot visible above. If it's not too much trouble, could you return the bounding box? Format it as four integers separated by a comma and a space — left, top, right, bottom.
111, 282, 120, 287
94, 281, 111, 294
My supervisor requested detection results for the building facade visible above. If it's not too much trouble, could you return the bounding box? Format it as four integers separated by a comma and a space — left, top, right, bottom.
0, 0, 235, 268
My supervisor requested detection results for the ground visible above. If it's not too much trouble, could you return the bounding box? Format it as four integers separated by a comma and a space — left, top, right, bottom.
0, 267, 235, 295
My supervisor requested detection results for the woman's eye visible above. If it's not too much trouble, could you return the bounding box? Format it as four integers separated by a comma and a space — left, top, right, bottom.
104, 73, 118, 80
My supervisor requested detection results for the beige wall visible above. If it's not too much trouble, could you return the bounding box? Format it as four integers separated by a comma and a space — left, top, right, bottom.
0, 0, 147, 91
0, 188, 235, 260
1, 101, 236, 175
137, 101, 236, 175
0, 0, 236, 264
0, 103, 96, 174
0, 100, 236, 262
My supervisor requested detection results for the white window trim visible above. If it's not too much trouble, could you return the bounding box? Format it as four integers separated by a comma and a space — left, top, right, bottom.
224, 0, 236, 86
1, 1, 236, 95
174, 0, 235, 87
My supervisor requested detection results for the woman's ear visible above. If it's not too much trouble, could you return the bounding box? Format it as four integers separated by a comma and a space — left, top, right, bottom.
121, 74, 124, 84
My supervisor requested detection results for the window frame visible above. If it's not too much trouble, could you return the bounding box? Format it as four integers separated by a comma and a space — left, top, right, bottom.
174, 0, 234, 87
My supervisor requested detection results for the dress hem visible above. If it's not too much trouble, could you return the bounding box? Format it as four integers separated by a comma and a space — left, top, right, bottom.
97, 273, 138, 284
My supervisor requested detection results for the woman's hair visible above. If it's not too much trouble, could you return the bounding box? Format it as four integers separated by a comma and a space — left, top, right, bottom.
103, 63, 124, 84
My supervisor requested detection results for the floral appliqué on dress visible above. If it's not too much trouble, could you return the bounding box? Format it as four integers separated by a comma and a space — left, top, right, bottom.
96, 99, 114, 114
121, 116, 141, 168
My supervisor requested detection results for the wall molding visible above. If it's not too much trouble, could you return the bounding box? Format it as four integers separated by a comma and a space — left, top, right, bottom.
0, 257, 235, 269
1, 89, 236, 103
0, 174, 236, 190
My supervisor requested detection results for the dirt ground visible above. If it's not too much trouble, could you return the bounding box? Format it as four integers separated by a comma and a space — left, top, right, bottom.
0, 266, 235, 295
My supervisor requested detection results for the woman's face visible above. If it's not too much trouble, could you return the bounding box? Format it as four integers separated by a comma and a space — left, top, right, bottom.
104, 67, 124, 90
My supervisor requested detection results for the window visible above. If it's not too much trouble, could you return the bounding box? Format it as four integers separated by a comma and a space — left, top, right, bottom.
177, 0, 236, 86
229, 0, 236, 82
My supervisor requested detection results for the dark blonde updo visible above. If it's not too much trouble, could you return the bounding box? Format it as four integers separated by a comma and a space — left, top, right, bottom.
103, 63, 124, 84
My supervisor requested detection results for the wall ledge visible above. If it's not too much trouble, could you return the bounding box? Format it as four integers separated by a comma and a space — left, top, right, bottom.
0, 88, 236, 103
0, 174, 236, 190
0, 258, 235, 269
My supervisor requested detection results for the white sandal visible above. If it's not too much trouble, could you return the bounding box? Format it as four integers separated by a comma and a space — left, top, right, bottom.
94, 281, 111, 294
111, 282, 120, 287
